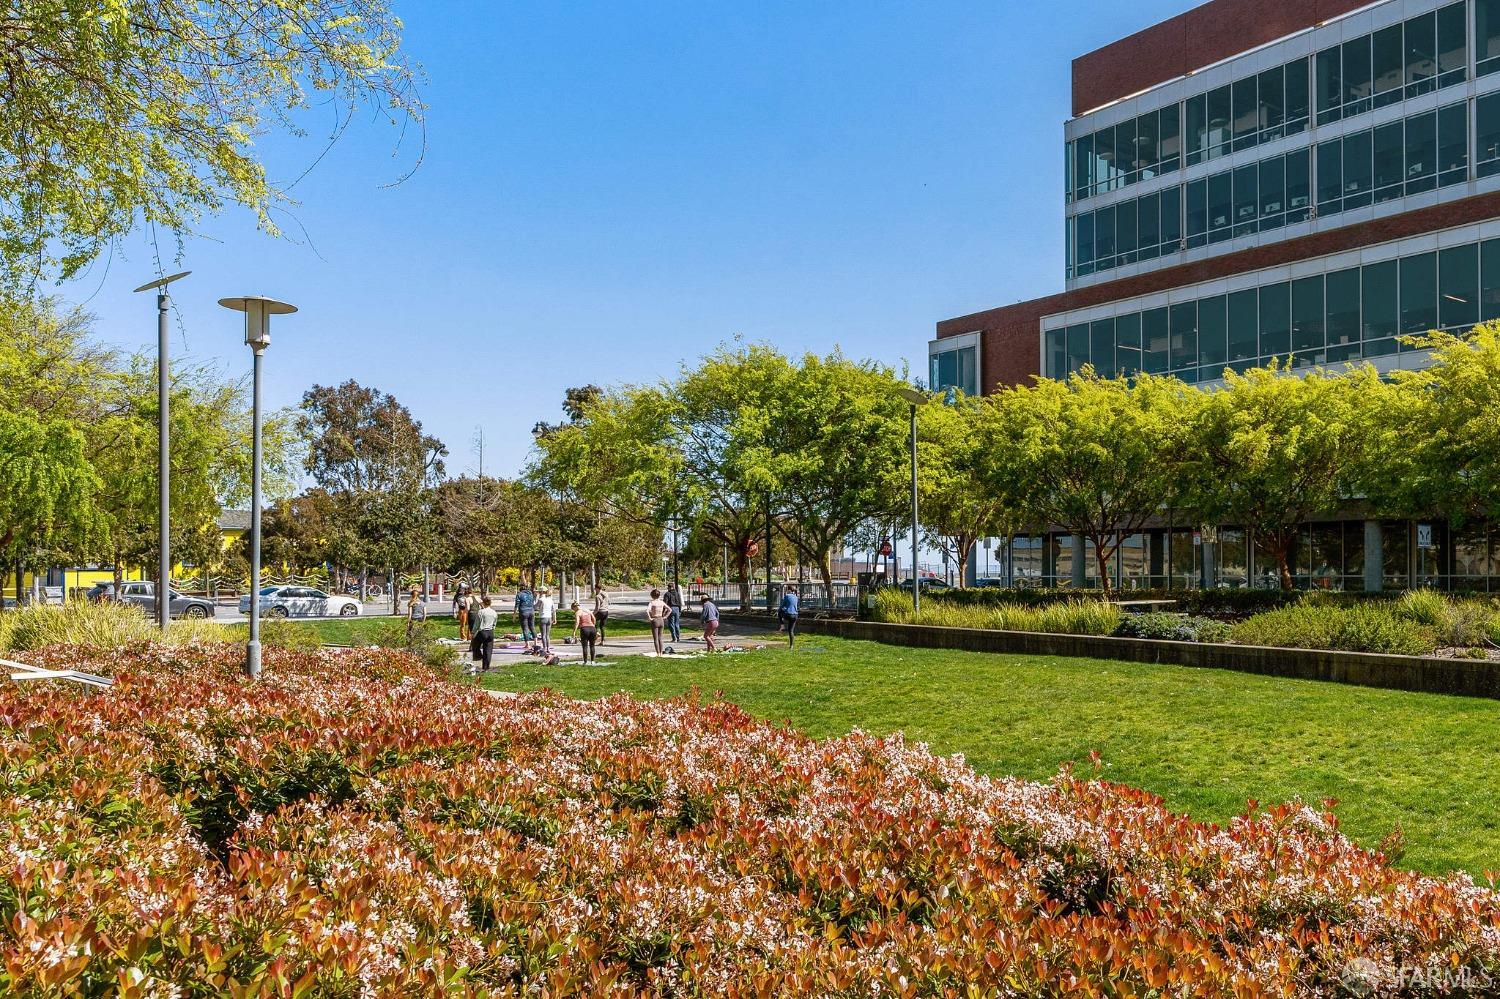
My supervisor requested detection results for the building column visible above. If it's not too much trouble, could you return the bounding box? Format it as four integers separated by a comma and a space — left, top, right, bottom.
1070, 533, 1087, 588
964, 545, 978, 587
1364, 520, 1384, 593
1200, 541, 1217, 589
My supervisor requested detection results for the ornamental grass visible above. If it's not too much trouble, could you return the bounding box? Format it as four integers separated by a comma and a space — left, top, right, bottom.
3, 642, 1499, 996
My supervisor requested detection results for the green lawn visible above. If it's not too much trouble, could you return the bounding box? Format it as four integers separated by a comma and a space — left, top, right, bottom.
289, 610, 651, 646
477, 634, 1500, 876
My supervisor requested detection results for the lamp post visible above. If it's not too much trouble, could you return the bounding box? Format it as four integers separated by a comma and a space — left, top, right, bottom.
218, 295, 298, 679
895, 387, 929, 614
131, 271, 191, 629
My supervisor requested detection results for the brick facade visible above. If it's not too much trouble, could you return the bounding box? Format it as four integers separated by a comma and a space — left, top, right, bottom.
938, 190, 1500, 392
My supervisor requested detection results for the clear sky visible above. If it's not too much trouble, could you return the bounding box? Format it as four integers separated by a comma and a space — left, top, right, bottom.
61, 0, 1187, 481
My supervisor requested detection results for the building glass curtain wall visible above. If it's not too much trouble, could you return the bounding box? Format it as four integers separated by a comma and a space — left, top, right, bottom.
1045, 229, 1500, 381
929, 344, 978, 395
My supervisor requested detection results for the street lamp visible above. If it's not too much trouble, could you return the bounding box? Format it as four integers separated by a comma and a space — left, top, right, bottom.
218, 295, 298, 679
132, 271, 191, 630
895, 386, 929, 614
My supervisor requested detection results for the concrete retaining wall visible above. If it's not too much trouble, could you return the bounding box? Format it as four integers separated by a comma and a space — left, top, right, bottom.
722, 613, 1500, 700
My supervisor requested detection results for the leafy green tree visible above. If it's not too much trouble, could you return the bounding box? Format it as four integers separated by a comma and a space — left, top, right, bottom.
976, 371, 1195, 597
0, 411, 100, 605
914, 393, 1021, 586
1181, 363, 1381, 590
1359, 325, 1500, 528
0, 0, 421, 283
436, 477, 551, 591
299, 381, 447, 494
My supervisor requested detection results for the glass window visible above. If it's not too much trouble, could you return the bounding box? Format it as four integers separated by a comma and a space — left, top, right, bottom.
1382, 519, 1410, 590
1160, 184, 1182, 247
1286, 148, 1311, 221
1259, 282, 1291, 359
1372, 22, 1404, 105
1400, 251, 1438, 345
1065, 142, 1074, 206
1095, 204, 1116, 270
938, 350, 958, 390
1291, 275, 1325, 365
1481, 0, 1500, 77
1137, 111, 1160, 181
1363, 258, 1399, 357
1228, 288, 1258, 363
957, 348, 976, 395
1326, 267, 1361, 363
1232, 76, 1259, 151
1116, 198, 1138, 264
1316, 46, 1342, 124
1316, 138, 1343, 215
1342, 129, 1372, 208
1206, 85, 1231, 160
1066, 323, 1090, 373
1094, 124, 1116, 194
1115, 118, 1138, 186
1198, 294, 1228, 375
1091, 319, 1117, 377
1075, 211, 1094, 276
1207, 171, 1232, 243
1170, 301, 1198, 374
1159, 104, 1181, 173
1258, 66, 1285, 141
1233, 163, 1258, 235
1342, 35, 1372, 115
1116, 313, 1142, 375
1436, 2, 1467, 86
1405, 110, 1437, 193
1259, 154, 1286, 229
1372, 120, 1404, 203
1143, 307, 1170, 373
1074, 134, 1093, 201
1438, 101, 1467, 186
1137, 190, 1161, 260
1439, 243, 1478, 331
1185, 178, 1208, 248
1185, 93, 1207, 166
1285, 57, 1310, 134
1478, 93, 1500, 177
1404, 11, 1436, 97
1482, 239, 1500, 322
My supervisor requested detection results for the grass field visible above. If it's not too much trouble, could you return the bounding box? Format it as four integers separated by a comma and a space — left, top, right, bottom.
476, 632, 1500, 876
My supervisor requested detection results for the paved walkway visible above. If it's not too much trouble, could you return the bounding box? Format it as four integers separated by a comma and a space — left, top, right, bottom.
461, 621, 778, 673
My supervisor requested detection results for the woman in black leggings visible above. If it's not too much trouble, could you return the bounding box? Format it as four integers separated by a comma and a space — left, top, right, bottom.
572, 602, 598, 663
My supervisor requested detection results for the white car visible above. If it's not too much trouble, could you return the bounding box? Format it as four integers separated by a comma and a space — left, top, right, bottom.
237, 585, 360, 618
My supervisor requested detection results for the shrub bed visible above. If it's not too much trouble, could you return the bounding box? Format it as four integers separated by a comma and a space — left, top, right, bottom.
1112, 611, 1232, 643
3, 643, 1499, 995
871, 587, 1121, 634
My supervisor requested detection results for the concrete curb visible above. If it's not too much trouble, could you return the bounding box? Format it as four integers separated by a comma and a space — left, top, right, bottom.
720, 613, 1500, 701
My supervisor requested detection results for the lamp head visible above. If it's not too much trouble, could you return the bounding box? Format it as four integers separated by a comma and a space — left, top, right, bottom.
218, 296, 297, 353
132, 271, 191, 294
895, 387, 929, 407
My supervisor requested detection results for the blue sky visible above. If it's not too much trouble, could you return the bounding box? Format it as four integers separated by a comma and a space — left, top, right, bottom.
62, 0, 1187, 480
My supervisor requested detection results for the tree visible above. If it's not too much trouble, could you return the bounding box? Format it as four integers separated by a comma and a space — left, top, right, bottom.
976, 371, 1195, 597
0, 1, 421, 284
299, 381, 447, 494
1181, 363, 1381, 590
914, 394, 1020, 586
1359, 326, 1500, 528
260, 488, 343, 573
0, 411, 100, 604
436, 477, 551, 590
760, 352, 911, 603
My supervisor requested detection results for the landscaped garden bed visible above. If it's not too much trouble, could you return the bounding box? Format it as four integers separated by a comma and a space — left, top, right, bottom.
5, 642, 1500, 994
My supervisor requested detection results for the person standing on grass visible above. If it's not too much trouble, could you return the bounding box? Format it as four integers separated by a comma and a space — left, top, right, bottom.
470, 597, 498, 671
592, 584, 611, 645
665, 581, 684, 644
779, 585, 799, 648
572, 601, 598, 663
646, 587, 671, 654
453, 585, 470, 641
515, 583, 537, 644
699, 594, 720, 652
405, 586, 426, 645
536, 587, 557, 653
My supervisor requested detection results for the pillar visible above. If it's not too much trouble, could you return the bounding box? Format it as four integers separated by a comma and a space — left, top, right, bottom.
1200, 541, 1217, 589
1363, 520, 1384, 593
1070, 533, 1087, 589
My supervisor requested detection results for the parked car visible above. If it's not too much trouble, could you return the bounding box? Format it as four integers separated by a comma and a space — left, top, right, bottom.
115, 581, 216, 619
85, 581, 117, 604
975, 577, 1008, 588
896, 577, 953, 592
238, 585, 360, 618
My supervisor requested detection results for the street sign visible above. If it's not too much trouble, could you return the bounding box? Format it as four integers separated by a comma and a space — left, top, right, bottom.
878, 538, 892, 557
1417, 523, 1434, 549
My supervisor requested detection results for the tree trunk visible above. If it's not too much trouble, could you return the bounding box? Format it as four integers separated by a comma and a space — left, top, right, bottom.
735, 547, 752, 609
1093, 537, 1115, 598
818, 548, 836, 607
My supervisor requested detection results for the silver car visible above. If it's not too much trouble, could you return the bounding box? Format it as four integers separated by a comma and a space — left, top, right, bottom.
116, 581, 215, 619
238, 585, 360, 618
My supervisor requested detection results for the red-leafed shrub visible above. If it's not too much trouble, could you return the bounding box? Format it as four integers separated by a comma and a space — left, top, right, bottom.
3, 643, 1499, 996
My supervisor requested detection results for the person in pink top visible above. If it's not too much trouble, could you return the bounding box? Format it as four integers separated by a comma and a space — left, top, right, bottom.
571, 601, 598, 663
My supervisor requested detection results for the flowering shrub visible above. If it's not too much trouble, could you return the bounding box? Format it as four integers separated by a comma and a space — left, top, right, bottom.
1113, 611, 1232, 643
4, 643, 1500, 996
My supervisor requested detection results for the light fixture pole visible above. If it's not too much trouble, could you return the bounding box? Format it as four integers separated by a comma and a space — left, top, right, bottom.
218, 295, 298, 679
895, 387, 929, 614
132, 272, 191, 630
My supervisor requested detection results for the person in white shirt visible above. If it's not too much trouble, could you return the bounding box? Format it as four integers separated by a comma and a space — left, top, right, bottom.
536, 587, 557, 653
592, 585, 611, 645
470, 597, 499, 670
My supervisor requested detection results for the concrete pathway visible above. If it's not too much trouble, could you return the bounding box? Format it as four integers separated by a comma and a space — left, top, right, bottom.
462, 621, 778, 673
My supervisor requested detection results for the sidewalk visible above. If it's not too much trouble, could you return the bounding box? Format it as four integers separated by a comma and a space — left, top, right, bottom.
460, 622, 775, 671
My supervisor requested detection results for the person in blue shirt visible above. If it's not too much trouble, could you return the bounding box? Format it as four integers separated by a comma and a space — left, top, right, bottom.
514, 584, 537, 644
778, 586, 799, 648
699, 595, 720, 652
